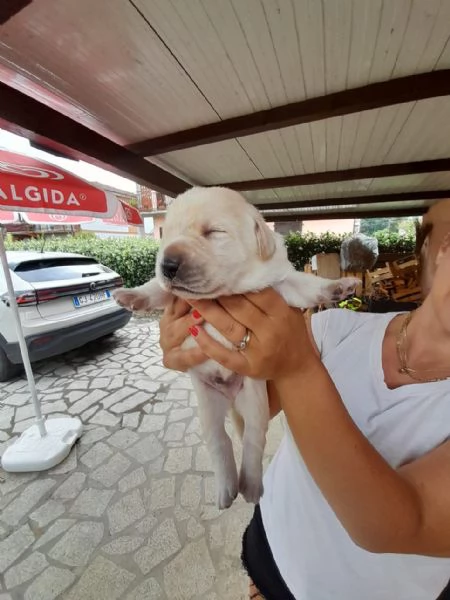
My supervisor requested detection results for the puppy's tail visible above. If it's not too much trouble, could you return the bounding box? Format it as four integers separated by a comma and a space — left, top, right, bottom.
230, 407, 245, 439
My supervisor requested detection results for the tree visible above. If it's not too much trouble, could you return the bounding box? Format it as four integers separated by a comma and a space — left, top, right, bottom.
360, 216, 417, 236
360, 218, 397, 235
397, 218, 417, 236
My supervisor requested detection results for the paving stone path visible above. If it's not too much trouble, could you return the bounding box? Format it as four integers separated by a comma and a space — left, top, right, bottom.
0, 316, 283, 599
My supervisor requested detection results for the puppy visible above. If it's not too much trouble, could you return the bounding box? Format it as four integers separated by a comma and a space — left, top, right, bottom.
114, 187, 358, 509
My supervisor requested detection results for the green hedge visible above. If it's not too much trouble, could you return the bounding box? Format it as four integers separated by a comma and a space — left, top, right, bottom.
372, 230, 416, 254
285, 230, 415, 270
5, 230, 415, 287
285, 232, 345, 271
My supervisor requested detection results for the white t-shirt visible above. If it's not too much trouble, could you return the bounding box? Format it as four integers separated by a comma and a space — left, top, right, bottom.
261, 309, 450, 600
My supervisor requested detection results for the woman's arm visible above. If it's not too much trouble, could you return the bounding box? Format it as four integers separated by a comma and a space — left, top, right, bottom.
267, 311, 319, 420
188, 290, 450, 557
275, 361, 424, 554
266, 381, 282, 419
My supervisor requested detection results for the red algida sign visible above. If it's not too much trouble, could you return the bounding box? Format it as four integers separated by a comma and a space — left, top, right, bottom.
0, 150, 110, 215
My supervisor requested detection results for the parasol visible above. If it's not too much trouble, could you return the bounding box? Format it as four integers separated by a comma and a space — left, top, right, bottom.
0, 150, 143, 472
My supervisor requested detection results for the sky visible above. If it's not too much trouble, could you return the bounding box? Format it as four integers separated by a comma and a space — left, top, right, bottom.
0, 129, 137, 194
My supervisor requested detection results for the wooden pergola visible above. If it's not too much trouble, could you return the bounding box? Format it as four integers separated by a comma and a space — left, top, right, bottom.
1, 0, 450, 220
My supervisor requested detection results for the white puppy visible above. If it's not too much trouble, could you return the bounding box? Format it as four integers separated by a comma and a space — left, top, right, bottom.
114, 187, 358, 509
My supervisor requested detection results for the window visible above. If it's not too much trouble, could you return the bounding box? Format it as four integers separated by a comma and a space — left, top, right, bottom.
12, 257, 112, 282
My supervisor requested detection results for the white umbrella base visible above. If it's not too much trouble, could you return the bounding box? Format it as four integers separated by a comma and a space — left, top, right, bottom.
1, 417, 83, 472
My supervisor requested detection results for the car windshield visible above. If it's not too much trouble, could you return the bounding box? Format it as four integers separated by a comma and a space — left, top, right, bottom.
12, 257, 113, 282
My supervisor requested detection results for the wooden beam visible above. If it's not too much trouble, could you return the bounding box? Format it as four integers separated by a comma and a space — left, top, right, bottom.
255, 190, 450, 211
263, 207, 426, 222
128, 70, 450, 156
0, 0, 32, 25
223, 159, 450, 191
0, 82, 189, 196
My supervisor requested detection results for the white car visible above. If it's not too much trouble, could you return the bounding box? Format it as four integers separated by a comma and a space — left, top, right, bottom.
0, 250, 131, 381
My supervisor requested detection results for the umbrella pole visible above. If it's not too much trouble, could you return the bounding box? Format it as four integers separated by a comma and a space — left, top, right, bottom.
0, 226, 46, 437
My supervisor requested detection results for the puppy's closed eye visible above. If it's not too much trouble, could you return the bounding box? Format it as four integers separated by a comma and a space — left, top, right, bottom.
202, 227, 227, 238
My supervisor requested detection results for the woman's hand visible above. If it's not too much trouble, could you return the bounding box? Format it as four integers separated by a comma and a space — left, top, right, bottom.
159, 297, 208, 372
187, 288, 319, 381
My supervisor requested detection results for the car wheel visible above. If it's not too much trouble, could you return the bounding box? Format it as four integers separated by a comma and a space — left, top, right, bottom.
0, 347, 22, 382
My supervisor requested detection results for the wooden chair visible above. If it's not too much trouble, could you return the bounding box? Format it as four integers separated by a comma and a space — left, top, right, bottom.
365, 264, 395, 296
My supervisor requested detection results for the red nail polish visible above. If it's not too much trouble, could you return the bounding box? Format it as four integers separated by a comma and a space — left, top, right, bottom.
192, 309, 201, 320
189, 326, 199, 337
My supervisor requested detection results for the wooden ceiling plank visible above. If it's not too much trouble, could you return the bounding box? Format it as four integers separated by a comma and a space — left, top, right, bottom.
0, 82, 189, 196
222, 158, 450, 191
0, 0, 31, 25
128, 70, 450, 156
255, 190, 450, 211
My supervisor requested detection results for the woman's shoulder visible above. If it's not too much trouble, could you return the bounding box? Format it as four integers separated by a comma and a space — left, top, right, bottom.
311, 309, 396, 357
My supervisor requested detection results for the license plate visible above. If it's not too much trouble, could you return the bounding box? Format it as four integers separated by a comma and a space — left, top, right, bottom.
73, 289, 111, 308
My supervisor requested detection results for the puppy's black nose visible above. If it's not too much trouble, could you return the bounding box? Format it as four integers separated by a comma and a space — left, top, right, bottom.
161, 257, 181, 280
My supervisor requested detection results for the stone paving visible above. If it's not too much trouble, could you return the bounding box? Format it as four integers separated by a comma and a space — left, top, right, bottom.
0, 316, 283, 600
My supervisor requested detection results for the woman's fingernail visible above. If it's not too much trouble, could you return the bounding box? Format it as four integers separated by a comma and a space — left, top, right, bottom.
189, 326, 199, 337
192, 309, 202, 320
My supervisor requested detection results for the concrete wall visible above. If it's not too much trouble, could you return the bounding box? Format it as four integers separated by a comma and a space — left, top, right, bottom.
302, 219, 355, 235
273, 221, 302, 234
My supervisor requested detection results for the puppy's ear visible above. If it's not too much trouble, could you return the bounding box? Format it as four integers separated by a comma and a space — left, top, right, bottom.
254, 214, 276, 261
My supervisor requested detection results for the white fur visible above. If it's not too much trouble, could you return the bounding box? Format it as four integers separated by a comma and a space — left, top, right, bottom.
114, 187, 358, 508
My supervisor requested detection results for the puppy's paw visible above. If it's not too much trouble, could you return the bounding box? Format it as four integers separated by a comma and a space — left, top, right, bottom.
113, 288, 152, 312
239, 471, 264, 504
320, 276, 360, 304
216, 474, 238, 510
